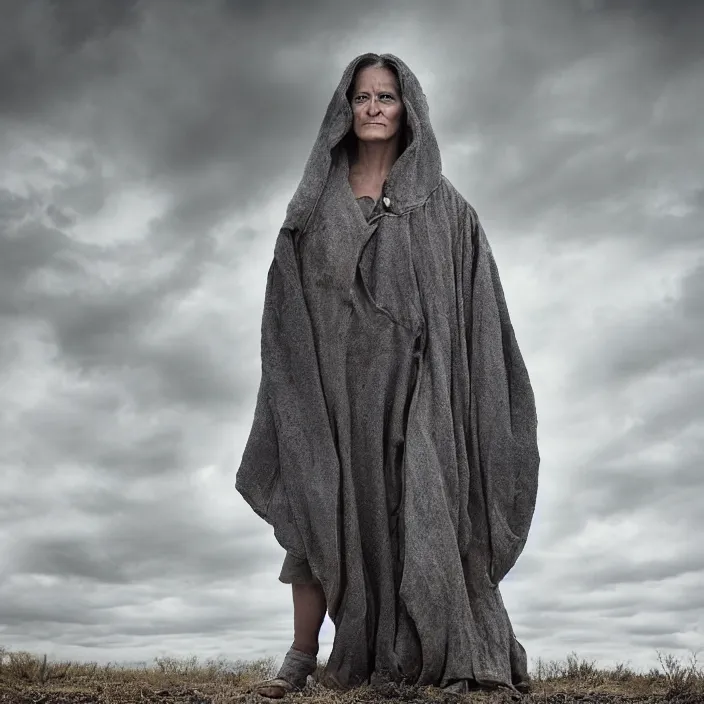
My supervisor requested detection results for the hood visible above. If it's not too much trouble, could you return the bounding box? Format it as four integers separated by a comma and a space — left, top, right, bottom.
282, 53, 442, 232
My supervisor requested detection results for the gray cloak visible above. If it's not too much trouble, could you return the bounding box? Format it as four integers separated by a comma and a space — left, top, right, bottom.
236, 53, 540, 691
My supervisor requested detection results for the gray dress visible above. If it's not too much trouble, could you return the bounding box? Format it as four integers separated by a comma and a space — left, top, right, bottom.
278, 192, 411, 592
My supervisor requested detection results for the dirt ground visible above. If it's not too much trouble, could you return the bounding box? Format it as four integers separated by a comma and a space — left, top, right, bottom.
2, 678, 704, 704
1, 651, 702, 704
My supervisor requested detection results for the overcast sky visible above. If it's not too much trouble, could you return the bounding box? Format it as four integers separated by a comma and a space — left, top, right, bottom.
1, 0, 702, 673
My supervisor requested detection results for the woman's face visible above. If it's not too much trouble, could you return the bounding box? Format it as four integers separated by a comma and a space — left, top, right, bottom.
350, 66, 404, 144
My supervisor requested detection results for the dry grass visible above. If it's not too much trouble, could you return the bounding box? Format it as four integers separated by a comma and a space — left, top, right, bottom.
1, 645, 702, 704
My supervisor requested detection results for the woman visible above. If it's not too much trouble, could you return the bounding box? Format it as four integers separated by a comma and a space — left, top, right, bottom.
236, 53, 539, 698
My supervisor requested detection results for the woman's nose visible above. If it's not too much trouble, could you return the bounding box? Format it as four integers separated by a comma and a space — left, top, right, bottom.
367, 99, 381, 114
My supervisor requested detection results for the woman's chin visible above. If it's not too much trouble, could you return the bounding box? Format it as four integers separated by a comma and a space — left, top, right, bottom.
355, 132, 397, 143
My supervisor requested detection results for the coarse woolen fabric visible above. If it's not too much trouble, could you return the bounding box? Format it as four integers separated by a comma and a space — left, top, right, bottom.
236, 53, 540, 692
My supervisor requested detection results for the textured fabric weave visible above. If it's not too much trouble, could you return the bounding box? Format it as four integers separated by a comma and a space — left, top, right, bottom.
236, 53, 540, 691
274, 647, 317, 690
278, 194, 382, 588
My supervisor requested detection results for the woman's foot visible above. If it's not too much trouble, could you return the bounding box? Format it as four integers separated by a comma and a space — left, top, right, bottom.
256, 677, 298, 699
255, 647, 317, 699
